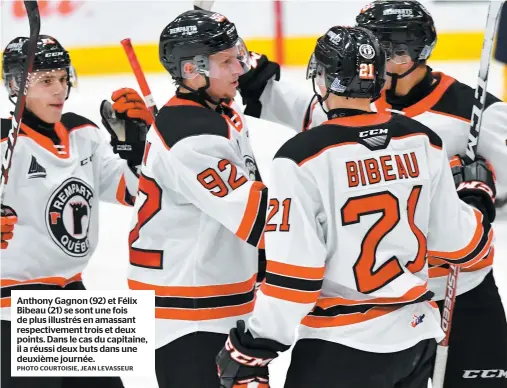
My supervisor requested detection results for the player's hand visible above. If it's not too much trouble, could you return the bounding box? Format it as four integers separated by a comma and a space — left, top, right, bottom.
450, 155, 496, 222
238, 52, 281, 118
216, 320, 288, 388
100, 88, 151, 167
1, 205, 17, 249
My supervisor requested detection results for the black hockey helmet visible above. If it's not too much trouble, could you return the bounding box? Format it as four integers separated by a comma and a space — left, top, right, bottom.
2, 35, 76, 102
159, 10, 249, 83
356, 1, 437, 64
306, 26, 386, 100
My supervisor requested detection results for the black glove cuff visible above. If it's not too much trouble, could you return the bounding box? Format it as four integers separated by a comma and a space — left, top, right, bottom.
460, 192, 496, 223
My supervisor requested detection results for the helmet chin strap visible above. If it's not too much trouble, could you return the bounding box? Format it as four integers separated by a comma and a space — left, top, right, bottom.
387, 61, 418, 94
178, 75, 226, 107
312, 78, 330, 115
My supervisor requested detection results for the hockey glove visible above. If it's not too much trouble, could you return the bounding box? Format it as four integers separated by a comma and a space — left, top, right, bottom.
238, 52, 281, 118
100, 88, 151, 168
450, 155, 496, 222
216, 320, 289, 388
1, 205, 17, 249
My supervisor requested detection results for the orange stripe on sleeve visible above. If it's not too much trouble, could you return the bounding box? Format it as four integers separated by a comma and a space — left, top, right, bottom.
116, 174, 135, 206
302, 306, 396, 328
235, 182, 266, 241
128, 274, 257, 298
155, 300, 256, 321
266, 260, 325, 280
313, 284, 430, 309
260, 282, 321, 304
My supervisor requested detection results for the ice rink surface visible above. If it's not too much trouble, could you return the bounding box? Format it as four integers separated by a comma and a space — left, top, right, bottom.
1, 62, 506, 387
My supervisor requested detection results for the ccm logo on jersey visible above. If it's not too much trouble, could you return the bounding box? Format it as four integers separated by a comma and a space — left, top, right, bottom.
45, 177, 94, 257
359, 128, 388, 138
463, 370, 507, 378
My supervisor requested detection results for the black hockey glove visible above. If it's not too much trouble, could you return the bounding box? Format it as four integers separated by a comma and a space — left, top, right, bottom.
238, 52, 281, 118
216, 320, 289, 388
100, 88, 151, 169
450, 155, 496, 222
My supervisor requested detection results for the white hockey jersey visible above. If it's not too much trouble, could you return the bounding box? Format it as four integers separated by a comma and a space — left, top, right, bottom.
248, 111, 493, 353
127, 95, 266, 349
0, 112, 138, 320
255, 70, 505, 300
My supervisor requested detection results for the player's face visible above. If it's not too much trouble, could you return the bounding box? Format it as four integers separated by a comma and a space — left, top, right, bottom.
207, 47, 245, 100
26, 69, 68, 123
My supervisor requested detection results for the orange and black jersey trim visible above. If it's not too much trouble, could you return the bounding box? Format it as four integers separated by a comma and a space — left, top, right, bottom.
1, 112, 99, 158
274, 111, 443, 166
129, 274, 257, 320
154, 94, 244, 150
375, 70, 501, 120
428, 209, 494, 267
260, 261, 325, 304
0, 274, 84, 308
236, 181, 268, 248
259, 260, 434, 326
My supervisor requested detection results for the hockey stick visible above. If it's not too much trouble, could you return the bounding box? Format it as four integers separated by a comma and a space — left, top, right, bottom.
194, 1, 215, 10
432, 2, 504, 387
120, 1, 214, 115
0, 1, 40, 203
120, 39, 158, 117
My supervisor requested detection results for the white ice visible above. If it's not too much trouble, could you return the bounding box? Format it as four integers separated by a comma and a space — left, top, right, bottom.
1, 62, 506, 387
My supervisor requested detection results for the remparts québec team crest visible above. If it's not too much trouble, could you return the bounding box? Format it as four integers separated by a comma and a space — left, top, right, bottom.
45, 178, 94, 257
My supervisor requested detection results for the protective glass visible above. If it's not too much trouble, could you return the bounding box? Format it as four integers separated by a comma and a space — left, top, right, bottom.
181, 38, 250, 80
5, 67, 76, 99
381, 41, 411, 64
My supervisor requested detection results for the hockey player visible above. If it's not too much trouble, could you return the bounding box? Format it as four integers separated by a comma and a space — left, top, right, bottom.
0, 35, 151, 388
217, 25, 496, 388
126, 10, 266, 388
236, 2, 507, 386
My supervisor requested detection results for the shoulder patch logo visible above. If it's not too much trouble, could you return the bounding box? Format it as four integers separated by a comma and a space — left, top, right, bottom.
45, 178, 94, 257
28, 155, 47, 179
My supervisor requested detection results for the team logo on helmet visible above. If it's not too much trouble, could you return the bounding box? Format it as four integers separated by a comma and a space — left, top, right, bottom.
360, 3, 374, 13
45, 178, 94, 257
210, 12, 226, 22
359, 44, 376, 60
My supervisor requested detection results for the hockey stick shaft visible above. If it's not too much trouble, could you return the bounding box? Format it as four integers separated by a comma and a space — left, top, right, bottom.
120, 39, 158, 117
121, 2, 213, 117
0, 1, 40, 203
193, 1, 215, 10
432, 2, 504, 387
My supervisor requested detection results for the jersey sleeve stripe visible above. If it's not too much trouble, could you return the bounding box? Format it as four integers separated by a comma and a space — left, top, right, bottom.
428, 246, 494, 278
115, 174, 135, 206
265, 272, 323, 292
313, 284, 432, 308
427, 209, 492, 264
301, 292, 435, 328
265, 260, 326, 280
301, 305, 397, 328
235, 182, 268, 247
128, 274, 257, 298
128, 274, 257, 320
259, 283, 321, 304
154, 301, 255, 321
0, 273, 83, 308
